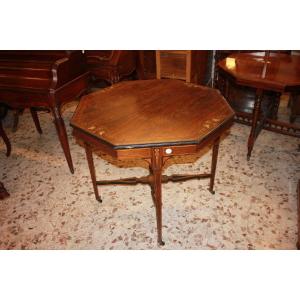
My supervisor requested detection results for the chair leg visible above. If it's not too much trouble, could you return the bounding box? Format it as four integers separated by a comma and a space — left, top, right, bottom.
12, 109, 24, 132
0, 181, 9, 200
0, 120, 11, 157
30, 108, 43, 134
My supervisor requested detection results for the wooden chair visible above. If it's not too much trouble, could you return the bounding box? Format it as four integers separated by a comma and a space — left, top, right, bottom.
155, 50, 211, 85
0, 116, 11, 157
85, 50, 139, 85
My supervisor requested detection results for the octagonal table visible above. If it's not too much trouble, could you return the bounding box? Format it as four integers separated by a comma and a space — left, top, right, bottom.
70, 79, 234, 245
218, 52, 300, 159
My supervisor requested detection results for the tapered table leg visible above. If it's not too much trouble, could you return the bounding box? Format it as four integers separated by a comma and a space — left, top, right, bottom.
84, 142, 102, 202
209, 137, 220, 194
150, 148, 165, 246
0, 120, 11, 157
247, 89, 263, 160
30, 108, 43, 134
51, 106, 74, 174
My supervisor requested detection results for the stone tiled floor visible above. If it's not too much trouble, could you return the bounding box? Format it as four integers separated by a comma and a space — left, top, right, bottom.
0, 103, 299, 249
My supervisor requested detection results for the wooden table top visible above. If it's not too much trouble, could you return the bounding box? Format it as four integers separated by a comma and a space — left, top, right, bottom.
218, 52, 300, 91
71, 79, 234, 149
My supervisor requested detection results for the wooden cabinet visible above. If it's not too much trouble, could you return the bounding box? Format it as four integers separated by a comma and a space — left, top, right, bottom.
156, 50, 211, 85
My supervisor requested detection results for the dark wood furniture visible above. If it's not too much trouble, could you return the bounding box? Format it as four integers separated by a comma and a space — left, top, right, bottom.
217, 52, 300, 159
70, 79, 234, 245
138, 50, 157, 79
214, 50, 292, 88
290, 94, 300, 123
214, 51, 292, 121
0, 50, 89, 173
85, 50, 139, 85
156, 50, 211, 85
0, 119, 11, 157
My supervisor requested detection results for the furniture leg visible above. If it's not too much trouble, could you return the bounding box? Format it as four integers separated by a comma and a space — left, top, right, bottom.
84, 142, 102, 202
0, 120, 11, 157
0, 105, 8, 119
30, 108, 43, 134
290, 93, 298, 124
209, 137, 220, 194
12, 109, 23, 132
0, 181, 9, 200
150, 148, 165, 246
270, 92, 281, 120
51, 106, 74, 174
247, 89, 263, 160
224, 78, 229, 99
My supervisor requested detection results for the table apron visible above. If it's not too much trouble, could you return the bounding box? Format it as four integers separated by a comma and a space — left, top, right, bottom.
72, 119, 233, 160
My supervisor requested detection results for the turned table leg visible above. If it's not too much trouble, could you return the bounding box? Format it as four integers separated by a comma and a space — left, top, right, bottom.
247, 89, 263, 160
150, 148, 165, 246
84, 142, 102, 203
0, 119, 11, 157
51, 106, 74, 174
209, 137, 220, 194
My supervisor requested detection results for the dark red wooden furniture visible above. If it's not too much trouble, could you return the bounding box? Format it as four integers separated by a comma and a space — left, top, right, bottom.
0, 50, 89, 173
0, 119, 11, 157
218, 52, 300, 159
214, 51, 292, 122
290, 94, 300, 123
71, 79, 234, 245
85, 50, 138, 85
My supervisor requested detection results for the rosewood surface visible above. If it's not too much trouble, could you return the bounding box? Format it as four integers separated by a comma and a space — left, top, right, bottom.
71, 79, 234, 245
0, 50, 89, 173
218, 52, 300, 159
